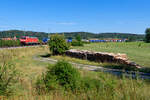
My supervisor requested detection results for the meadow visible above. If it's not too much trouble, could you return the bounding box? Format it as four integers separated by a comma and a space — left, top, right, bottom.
73, 42, 150, 68
0, 45, 150, 100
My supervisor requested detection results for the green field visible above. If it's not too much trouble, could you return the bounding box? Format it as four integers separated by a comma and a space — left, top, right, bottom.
73, 42, 150, 68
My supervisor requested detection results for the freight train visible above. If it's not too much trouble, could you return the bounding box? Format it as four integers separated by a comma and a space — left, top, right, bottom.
42, 38, 49, 44
89, 39, 128, 42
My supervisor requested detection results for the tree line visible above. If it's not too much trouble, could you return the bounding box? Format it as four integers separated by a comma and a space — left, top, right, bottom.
0, 30, 145, 41
145, 28, 150, 43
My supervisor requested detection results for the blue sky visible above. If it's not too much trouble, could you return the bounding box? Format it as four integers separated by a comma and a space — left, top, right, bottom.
0, 0, 150, 34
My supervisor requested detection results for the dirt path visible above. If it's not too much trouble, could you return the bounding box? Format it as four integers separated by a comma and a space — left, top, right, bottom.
33, 56, 150, 80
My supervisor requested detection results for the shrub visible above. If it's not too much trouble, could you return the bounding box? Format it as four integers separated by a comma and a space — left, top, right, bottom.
71, 40, 84, 46
0, 63, 18, 96
71, 34, 84, 46
75, 34, 81, 42
36, 60, 81, 92
36, 60, 118, 96
48, 34, 70, 55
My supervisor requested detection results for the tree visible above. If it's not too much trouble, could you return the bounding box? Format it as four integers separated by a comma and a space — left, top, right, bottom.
145, 28, 150, 43
48, 34, 70, 55
75, 34, 81, 42
126, 36, 137, 42
71, 34, 83, 46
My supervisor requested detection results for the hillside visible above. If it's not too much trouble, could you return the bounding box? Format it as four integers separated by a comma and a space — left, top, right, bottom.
0, 30, 145, 40
0, 30, 48, 40
62, 32, 145, 40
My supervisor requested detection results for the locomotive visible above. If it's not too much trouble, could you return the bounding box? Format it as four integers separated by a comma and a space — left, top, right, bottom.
20, 36, 40, 45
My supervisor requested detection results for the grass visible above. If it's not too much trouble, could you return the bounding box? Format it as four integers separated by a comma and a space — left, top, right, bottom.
1, 45, 150, 100
73, 42, 150, 68
0, 46, 49, 96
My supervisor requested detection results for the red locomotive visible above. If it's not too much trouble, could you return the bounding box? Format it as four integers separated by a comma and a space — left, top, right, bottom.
20, 36, 39, 45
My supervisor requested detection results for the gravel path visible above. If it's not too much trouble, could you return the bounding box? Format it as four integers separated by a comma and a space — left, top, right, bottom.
33, 56, 150, 80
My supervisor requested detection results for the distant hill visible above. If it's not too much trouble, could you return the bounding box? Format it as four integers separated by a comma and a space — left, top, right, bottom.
0, 30, 145, 41
0, 30, 48, 40
61, 32, 145, 40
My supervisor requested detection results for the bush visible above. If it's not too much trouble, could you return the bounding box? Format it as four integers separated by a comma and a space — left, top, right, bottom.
36, 60, 81, 92
0, 63, 18, 96
36, 61, 118, 95
71, 34, 84, 46
75, 34, 81, 42
48, 34, 70, 55
71, 40, 84, 46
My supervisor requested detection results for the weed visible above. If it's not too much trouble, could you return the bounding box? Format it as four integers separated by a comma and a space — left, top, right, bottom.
0, 63, 19, 96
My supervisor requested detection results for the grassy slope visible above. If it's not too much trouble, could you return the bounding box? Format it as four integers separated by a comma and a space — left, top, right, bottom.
1, 46, 150, 100
73, 42, 150, 67
0, 46, 49, 96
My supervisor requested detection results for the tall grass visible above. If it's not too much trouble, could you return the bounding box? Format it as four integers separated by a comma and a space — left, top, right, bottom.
2, 71, 150, 100
0, 40, 21, 47
0, 46, 150, 100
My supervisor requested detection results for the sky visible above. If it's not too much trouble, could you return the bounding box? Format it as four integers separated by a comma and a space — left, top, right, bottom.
0, 0, 150, 34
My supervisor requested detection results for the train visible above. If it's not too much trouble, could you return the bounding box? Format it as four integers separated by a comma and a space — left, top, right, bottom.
20, 36, 50, 45
66, 38, 128, 43
89, 39, 128, 42
0, 36, 50, 47
20, 36, 40, 45
20, 36, 51, 45
42, 38, 50, 44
